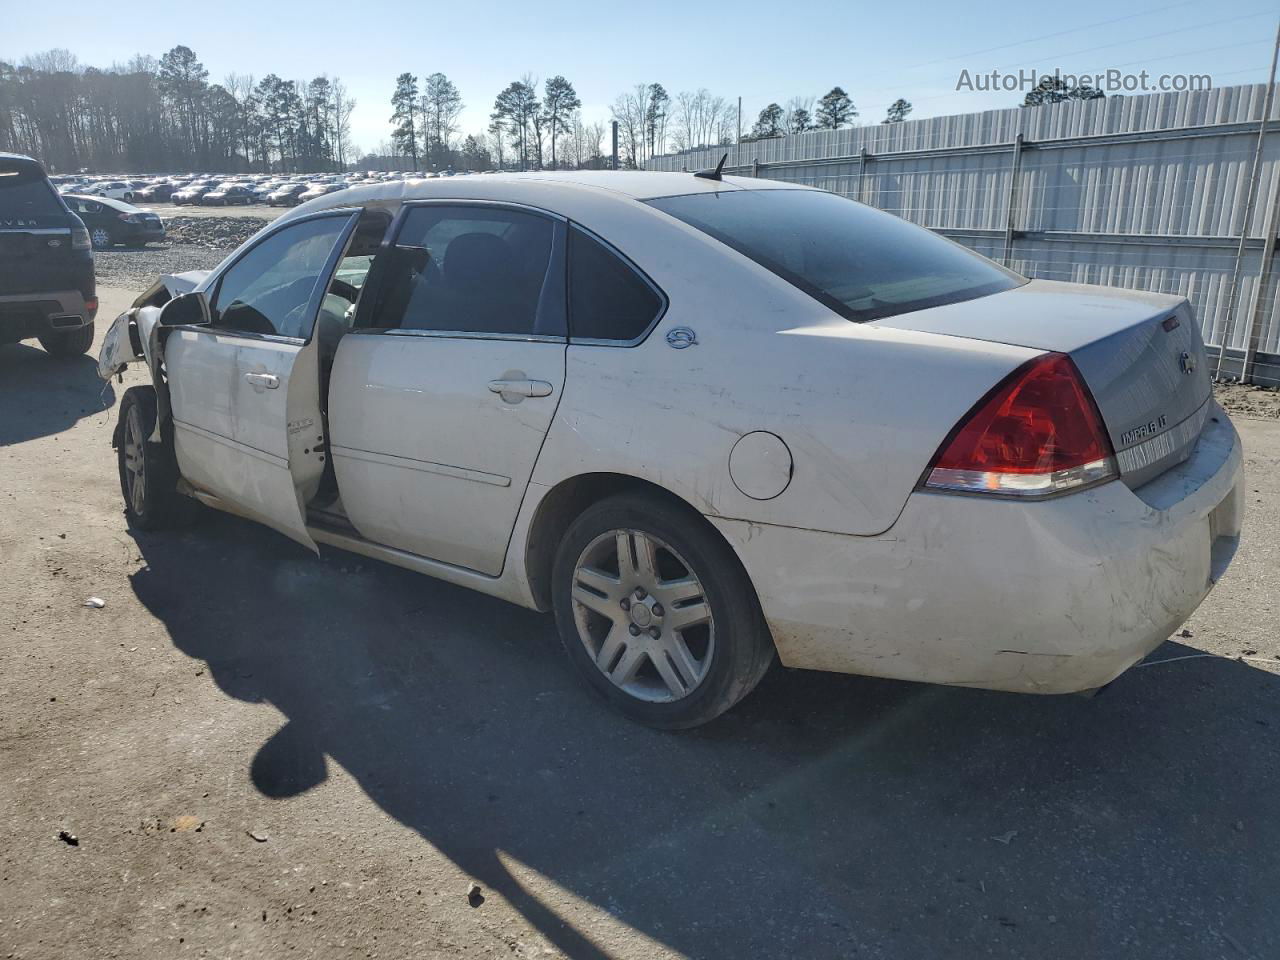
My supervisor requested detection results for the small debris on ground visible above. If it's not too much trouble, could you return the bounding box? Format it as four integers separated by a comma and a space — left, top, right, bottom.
57, 830, 79, 846
247, 830, 269, 843
1179, 629, 1193, 638
83, 597, 106, 609
990, 830, 1018, 845
466, 882, 485, 908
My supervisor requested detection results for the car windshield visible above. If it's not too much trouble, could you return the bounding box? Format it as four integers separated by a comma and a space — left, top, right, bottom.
646, 189, 1024, 323
0, 162, 64, 217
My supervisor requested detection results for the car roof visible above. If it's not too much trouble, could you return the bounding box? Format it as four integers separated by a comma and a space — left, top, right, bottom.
290, 170, 812, 220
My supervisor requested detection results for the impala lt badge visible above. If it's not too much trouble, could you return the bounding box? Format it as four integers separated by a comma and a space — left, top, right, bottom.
1121, 415, 1169, 446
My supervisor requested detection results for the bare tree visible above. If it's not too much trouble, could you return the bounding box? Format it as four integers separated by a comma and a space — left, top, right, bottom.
332, 78, 356, 169
611, 83, 657, 167
672, 89, 734, 151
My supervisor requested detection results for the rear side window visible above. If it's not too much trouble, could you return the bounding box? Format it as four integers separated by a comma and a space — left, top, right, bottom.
647, 189, 1023, 323
366, 204, 565, 337
0, 160, 64, 218
568, 226, 664, 342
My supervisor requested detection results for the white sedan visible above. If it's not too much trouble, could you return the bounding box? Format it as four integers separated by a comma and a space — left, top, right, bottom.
98, 171, 1243, 728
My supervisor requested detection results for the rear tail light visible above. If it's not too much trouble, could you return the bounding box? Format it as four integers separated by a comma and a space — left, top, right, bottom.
923, 352, 1117, 498
70, 225, 91, 250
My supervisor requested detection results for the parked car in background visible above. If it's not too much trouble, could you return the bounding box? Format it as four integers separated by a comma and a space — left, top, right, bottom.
201, 183, 256, 206
172, 183, 214, 206
297, 181, 347, 203
0, 152, 97, 357
248, 181, 281, 202
267, 183, 309, 206
134, 182, 176, 202
97, 172, 1243, 728
63, 194, 166, 248
79, 180, 137, 202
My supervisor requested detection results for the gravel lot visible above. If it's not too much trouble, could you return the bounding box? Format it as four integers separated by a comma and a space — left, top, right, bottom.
3, 283, 1279, 960
92, 210, 278, 288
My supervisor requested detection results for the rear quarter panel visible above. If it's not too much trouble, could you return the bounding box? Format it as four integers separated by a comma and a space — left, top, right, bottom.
530, 202, 1040, 536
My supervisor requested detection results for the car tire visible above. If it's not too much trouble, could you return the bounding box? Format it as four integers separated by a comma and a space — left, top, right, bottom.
123, 192, 134, 203
90, 227, 113, 249
38, 321, 95, 357
551, 492, 775, 729
115, 386, 190, 531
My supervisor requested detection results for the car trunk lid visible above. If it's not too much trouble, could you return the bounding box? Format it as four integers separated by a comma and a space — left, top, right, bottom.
873, 279, 1213, 488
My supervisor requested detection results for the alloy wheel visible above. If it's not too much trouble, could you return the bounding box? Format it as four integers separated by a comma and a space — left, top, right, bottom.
122, 405, 147, 516
570, 529, 715, 703
90, 228, 111, 248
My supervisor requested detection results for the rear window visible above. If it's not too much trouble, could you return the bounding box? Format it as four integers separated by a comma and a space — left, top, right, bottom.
0, 161, 64, 218
647, 189, 1023, 323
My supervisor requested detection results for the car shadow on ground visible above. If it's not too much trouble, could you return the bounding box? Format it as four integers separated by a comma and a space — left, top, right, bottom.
0, 343, 114, 446
129, 510, 1280, 959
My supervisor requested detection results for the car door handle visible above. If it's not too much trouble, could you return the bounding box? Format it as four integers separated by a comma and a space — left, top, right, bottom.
488, 378, 553, 399
244, 372, 280, 390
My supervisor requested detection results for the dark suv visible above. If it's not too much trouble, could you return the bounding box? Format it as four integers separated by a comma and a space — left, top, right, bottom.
0, 153, 97, 357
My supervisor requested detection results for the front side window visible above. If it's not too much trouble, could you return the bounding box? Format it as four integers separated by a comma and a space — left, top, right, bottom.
568, 226, 664, 342
366, 204, 564, 337
647, 189, 1024, 323
209, 214, 353, 338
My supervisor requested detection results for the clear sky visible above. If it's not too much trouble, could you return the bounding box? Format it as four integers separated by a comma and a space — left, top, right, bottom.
4, 0, 1276, 156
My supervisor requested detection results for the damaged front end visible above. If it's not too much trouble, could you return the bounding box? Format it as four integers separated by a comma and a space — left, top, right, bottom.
96, 270, 210, 382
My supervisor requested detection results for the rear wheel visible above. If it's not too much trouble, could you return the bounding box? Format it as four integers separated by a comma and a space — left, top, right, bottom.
38, 321, 94, 357
116, 386, 188, 530
552, 493, 775, 729
90, 227, 113, 249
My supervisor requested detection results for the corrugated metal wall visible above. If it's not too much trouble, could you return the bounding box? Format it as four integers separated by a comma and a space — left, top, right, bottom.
648, 84, 1280, 383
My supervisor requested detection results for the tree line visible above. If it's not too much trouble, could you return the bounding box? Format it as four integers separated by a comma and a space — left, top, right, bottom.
1, 44, 926, 174
0, 46, 357, 174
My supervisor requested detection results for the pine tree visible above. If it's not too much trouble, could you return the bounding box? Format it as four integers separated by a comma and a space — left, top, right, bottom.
883, 98, 913, 124
541, 76, 581, 170
390, 72, 420, 170
750, 103, 784, 139
815, 86, 856, 129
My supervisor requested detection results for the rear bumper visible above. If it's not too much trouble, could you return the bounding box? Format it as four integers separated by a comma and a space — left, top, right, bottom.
713, 404, 1244, 694
0, 290, 98, 344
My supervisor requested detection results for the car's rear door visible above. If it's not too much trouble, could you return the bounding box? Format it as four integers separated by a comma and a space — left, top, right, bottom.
166, 209, 360, 549
328, 201, 567, 576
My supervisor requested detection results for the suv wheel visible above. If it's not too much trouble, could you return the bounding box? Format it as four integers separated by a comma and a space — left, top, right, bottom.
552, 493, 775, 729
90, 227, 113, 249
38, 321, 94, 357
115, 386, 188, 530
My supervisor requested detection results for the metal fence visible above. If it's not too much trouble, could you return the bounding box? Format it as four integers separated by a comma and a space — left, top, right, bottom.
648, 83, 1280, 386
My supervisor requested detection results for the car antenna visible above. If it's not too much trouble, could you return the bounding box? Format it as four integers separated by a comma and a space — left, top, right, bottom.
693, 153, 729, 181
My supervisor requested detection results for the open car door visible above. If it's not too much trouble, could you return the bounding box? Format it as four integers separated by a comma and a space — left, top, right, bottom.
167, 210, 361, 552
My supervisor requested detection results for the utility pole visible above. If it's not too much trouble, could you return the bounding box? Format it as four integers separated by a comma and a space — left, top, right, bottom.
737, 97, 742, 144
611, 120, 619, 170
1215, 15, 1280, 379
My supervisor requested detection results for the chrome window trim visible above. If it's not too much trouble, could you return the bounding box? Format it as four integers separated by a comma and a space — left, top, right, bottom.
349, 327, 565, 344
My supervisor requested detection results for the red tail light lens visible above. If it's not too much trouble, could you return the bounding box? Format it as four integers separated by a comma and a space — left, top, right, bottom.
925, 352, 1117, 497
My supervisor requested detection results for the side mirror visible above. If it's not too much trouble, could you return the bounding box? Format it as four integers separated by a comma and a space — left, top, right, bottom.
159, 291, 210, 327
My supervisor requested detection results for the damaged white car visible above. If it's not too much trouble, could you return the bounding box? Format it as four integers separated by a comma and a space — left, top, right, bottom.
98, 171, 1244, 728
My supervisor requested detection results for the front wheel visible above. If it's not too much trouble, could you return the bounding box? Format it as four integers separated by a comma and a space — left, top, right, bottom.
38, 321, 94, 357
552, 493, 775, 729
116, 386, 188, 530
